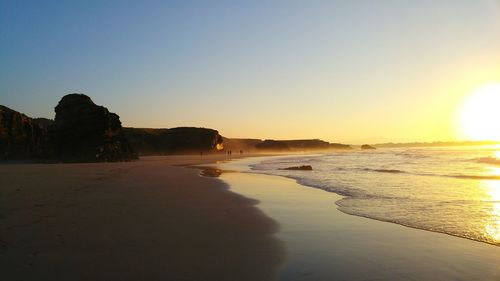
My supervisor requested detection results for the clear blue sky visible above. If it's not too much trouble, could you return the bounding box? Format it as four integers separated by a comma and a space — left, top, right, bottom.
1, 0, 499, 143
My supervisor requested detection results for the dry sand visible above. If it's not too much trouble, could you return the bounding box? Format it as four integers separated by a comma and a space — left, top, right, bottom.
0, 155, 283, 281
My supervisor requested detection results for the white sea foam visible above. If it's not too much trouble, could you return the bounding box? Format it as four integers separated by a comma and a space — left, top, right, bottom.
248, 146, 500, 246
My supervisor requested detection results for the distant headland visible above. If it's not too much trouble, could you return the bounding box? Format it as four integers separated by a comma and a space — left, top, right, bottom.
373, 140, 499, 148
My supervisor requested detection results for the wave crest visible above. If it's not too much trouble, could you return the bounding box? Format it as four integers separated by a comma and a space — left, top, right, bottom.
362, 168, 405, 174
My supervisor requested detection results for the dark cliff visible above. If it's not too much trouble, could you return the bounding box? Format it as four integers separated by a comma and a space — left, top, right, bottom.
254, 139, 352, 151
50, 94, 137, 162
282, 139, 330, 149
0, 105, 51, 159
255, 140, 291, 150
221, 138, 263, 152
329, 143, 352, 150
123, 127, 223, 155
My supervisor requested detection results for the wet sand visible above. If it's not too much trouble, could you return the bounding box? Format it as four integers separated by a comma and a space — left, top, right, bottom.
0, 155, 283, 281
217, 157, 500, 281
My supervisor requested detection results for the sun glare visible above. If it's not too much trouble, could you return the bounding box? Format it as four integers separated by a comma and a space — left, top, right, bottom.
458, 84, 500, 141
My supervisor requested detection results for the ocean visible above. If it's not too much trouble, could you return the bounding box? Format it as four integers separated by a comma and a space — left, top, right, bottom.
246, 146, 500, 246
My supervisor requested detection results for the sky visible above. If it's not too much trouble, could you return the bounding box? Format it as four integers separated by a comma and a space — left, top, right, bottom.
1, 0, 500, 143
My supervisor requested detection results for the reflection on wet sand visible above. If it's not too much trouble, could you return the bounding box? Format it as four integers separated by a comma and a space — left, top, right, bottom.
195, 166, 237, 178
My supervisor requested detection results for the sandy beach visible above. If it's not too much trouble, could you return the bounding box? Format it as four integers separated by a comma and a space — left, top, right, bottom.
0, 155, 283, 281
2, 154, 500, 281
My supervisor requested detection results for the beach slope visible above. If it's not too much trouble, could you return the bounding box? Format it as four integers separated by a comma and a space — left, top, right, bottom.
0, 156, 283, 281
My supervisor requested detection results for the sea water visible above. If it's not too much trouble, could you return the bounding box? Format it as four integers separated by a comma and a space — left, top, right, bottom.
248, 146, 500, 246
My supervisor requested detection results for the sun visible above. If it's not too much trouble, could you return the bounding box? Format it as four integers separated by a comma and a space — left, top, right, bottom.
458, 84, 500, 141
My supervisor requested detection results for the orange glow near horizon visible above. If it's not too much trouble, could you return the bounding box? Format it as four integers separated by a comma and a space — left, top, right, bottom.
457, 84, 500, 141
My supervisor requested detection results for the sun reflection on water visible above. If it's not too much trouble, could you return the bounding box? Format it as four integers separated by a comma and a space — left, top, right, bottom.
489, 165, 500, 174
483, 179, 500, 244
484, 148, 500, 244
493, 149, 500, 164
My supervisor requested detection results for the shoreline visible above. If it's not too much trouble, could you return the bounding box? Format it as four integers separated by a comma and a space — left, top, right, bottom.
336, 202, 500, 248
2, 153, 499, 280
251, 171, 500, 248
0, 155, 283, 281
219, 154, 500, 248
215, 156, 500, 280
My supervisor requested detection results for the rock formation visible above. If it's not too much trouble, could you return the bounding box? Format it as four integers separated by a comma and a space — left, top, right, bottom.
221, 137, 263, 152
123, 127, 223, 155
282, 139, 330, 149
255, 140, 290, 150
254, 139, 352, 151
0, 105, 51, 159
329, 143, 352, 150
50, 94, 136, 162
32, 118, 54, 129
1, 93, 354, 160
281, 165, 313, 171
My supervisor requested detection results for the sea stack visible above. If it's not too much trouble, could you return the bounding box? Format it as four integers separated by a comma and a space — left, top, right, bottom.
50, 94, 137, 162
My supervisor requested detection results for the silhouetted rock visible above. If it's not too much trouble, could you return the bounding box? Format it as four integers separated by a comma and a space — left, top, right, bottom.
50, 94, 136, 162
2, 94, 355, 160
254, 139, 352, 151
361, 144, 376, 150
221, 137, 263, 152
123, 127, 223, 155
282, 139, 330, 149
329, 143, 353, 150
32, 118, 54, 129
255, 140, 290, 150
0, 105, 51, 159
281, 165, 313, 171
